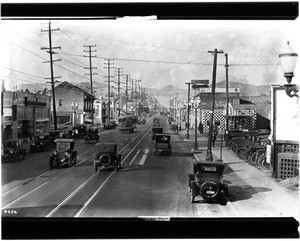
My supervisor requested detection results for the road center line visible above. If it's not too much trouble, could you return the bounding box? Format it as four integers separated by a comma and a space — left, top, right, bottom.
139, 149, 149, 166
129, 150, 141, 166
74, 128, 151, 217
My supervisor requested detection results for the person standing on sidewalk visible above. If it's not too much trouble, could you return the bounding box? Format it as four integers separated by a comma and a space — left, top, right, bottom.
198, 122, 203, 134
211, 125, 218, 148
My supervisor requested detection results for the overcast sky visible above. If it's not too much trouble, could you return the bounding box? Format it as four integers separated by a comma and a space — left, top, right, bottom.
0, 19, 299, 91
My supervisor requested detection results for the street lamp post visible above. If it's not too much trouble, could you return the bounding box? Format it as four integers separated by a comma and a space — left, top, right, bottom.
193, 97, 201, 151
185, 82, 192, 139
279, 41, 298, 98
71, 102, 78, 128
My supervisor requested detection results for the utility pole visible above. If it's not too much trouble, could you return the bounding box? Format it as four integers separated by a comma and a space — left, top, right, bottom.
104, 59, 114, 121
125, 74, 130, 114
185, 82, 192, 139
84, 45, 97, 126
135, 79, 141, 115
41, 21, 61, 131
206, 48, 224, 162
115, 68, 123, 117
225, 53, 229, 146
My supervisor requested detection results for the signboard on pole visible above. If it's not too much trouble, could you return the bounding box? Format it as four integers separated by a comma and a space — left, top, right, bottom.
191, 80, 209, 89
191, 80, 209, 85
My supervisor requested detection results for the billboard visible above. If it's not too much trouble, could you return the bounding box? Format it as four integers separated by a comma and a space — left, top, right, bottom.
273, 88, 300, 142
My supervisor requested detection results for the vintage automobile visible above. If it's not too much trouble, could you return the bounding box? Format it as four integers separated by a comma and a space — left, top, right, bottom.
84, 127, 100, 143
1, 139, 26, 162
153, 134, 172, 156
30, 134, 51, 153
94, 143, 122, 172
153, 118, 160, 124
151, 127, 163, 140
49, 139, 77, 168
188, 161, 228, 205
72, 124, 87, 138
104, 120, 117, 129
170, 122, 178, 131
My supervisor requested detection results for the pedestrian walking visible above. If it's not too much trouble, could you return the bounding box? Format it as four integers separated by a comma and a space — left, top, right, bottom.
211, 125, 218, 148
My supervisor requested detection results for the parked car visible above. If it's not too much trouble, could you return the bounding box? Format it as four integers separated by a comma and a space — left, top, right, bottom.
188, 161, 228, 205
30, 134, 51, 153
170, 122, 178, 131
153, 134, 171, 156
72, 124, 87, 138
104, 120, 116, 129
49, 139, 77, 168
1, 139, 26, 162
94, 143, 122, 172
84, 127, 100, 143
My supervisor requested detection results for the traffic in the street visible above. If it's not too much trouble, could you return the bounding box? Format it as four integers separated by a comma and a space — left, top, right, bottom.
1, 12, 299, 239
2, 114, 298, 218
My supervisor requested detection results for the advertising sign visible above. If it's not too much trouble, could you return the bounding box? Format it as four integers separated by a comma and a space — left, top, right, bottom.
3, 108, 12, 116
191, 79, 209, 85
274, 88, 300, 142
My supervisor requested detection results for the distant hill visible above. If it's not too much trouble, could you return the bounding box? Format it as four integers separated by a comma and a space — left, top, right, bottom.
145, 81, 271, 107
20, 80, 271, 107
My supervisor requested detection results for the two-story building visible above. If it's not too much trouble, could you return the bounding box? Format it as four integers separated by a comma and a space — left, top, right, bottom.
1, 89, 51, 141
52, 81, 95, 128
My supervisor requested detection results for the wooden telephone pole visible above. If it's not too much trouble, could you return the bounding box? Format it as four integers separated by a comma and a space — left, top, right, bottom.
206, 48, 224, 161
84, 45, 97, 126
104, 59, 114, 121
124, 74, 130, 114
41, 21, 61, 131
115, 68, 123, 117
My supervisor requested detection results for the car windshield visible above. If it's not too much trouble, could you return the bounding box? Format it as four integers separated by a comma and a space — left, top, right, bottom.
56, 142, 70, 151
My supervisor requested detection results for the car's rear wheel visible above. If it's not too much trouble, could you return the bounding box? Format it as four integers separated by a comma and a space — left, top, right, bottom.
95, 163, 98, 172
201, 181, 220, 201
67, 158, 72, 167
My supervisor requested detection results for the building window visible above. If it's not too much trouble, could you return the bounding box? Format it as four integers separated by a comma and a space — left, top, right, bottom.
59, 99, 63, 107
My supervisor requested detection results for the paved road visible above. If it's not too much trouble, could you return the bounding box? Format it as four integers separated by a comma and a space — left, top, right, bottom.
1, 114, 296, 218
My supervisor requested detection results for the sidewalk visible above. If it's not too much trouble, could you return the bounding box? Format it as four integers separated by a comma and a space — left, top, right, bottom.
177, 128, 299, 217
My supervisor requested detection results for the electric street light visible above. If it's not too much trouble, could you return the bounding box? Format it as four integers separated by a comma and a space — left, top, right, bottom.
279, 41, 298, 98
192, 96, 201, 152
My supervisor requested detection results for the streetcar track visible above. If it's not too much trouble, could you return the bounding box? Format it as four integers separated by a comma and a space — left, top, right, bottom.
1, 148, 95, 197
74, 127, 151, 217
2, 126, 149, 217
1, 150, 97, 210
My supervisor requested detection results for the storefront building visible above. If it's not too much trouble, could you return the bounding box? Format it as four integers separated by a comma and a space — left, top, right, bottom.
190, 88, 257, 133
1, 90, 51, 140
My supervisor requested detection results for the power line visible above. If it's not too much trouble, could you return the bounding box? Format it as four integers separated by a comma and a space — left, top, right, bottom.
0, 66, 45, 79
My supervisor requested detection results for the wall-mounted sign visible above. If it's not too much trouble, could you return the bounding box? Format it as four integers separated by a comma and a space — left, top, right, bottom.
232, 110, 255, 116
3, 108, 12, 116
